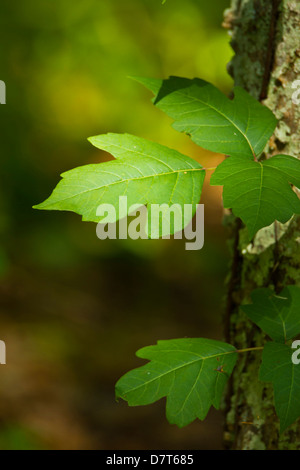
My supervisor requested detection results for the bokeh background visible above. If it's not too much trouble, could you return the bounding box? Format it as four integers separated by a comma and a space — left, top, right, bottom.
0, 0, 234, 450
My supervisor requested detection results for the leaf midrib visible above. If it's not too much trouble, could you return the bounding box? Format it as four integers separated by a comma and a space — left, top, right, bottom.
120, 348, 236, 395
39, 167, 202, 208
269, 296, 287, 342
157, 84, 256, 158
283, 364, 295, 428
251, 162, 264, 235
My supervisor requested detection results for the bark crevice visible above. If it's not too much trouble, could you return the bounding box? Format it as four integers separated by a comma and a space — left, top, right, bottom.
222, 0, 300, 450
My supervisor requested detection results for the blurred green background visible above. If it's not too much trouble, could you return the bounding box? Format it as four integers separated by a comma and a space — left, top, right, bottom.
0, 0, 233, 449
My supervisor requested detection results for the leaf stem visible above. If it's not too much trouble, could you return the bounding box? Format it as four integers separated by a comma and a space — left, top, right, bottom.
236, 346, 264, 354
215, 346, 264, 360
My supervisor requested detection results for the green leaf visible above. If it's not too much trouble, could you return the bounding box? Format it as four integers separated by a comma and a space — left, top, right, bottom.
33, 133, 205, 238
260, 342, 300, 432
115, 338, 238, 428
134, 76, 277, 159
241, 286, 300, 343
210, 154, 300, 238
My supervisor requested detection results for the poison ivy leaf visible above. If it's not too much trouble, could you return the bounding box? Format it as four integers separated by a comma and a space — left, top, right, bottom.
134, 76, 277, 159
260, 342, 300, 432
242, 286, 300, 343
210, 154, 300, 238
262, 153, 300, 185
115, 338, 238, 428
33, 134, 205, 238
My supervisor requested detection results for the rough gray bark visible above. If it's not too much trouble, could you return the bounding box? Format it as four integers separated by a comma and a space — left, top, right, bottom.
222, 0, 300, 450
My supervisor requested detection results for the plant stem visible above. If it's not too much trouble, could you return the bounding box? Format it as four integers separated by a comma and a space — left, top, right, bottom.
236, 346, 264, 354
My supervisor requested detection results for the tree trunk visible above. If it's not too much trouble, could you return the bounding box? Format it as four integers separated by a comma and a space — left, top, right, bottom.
222, 0, 300, 450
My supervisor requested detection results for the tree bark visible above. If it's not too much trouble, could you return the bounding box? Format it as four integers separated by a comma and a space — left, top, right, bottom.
222, 0, 300, 450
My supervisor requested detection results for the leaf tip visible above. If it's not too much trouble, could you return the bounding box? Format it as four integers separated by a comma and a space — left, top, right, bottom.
130, 76, 162, 95
32, 202, 45, 210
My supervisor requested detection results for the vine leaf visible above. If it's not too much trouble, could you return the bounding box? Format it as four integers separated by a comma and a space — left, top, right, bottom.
260, 342, 300, 433
33, 133, 205, 238
134, 76, 277, 159
241, 286, 300, 343
210, 154, 300, 238
115, 338, 238, 428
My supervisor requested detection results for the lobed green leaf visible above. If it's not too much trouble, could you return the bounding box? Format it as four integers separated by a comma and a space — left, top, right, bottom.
34, 133, 205, 238
260, 342, 300, 433
242, 286, 300, 343
116, 338, 238, 428
134, 76, 277, 159
210, 154, 300, 238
